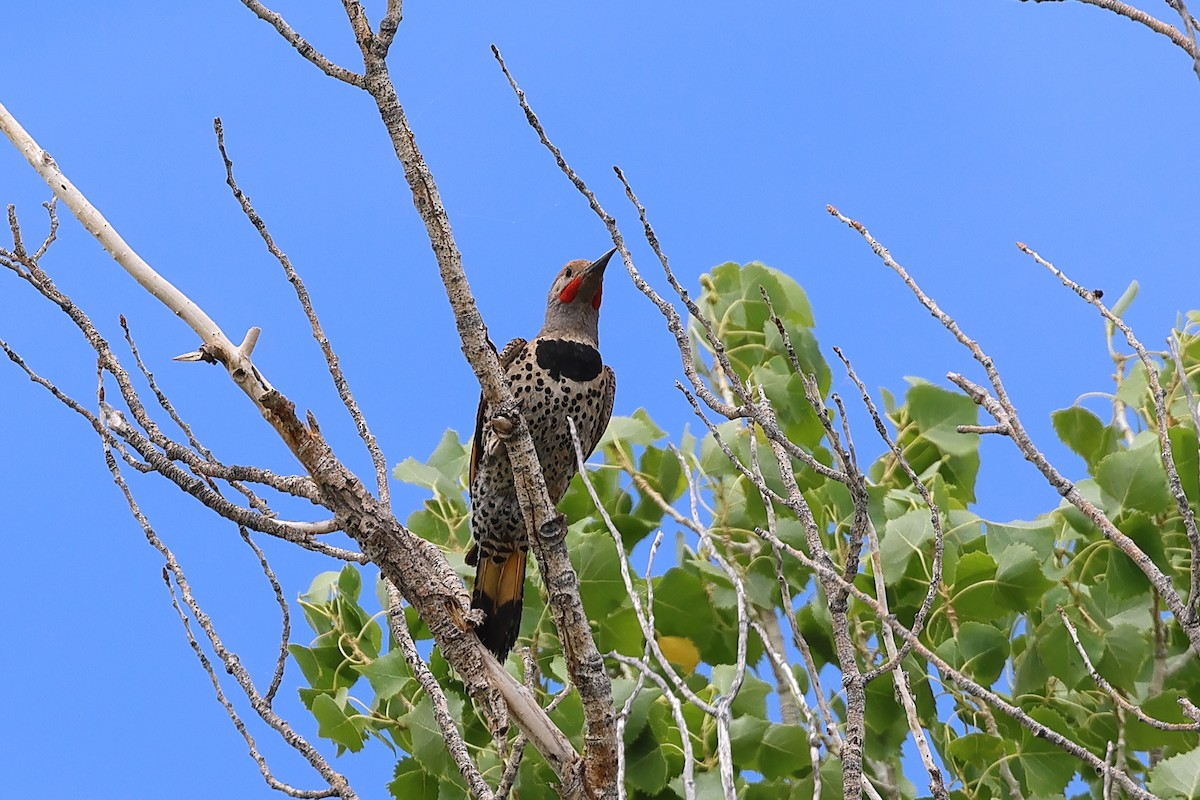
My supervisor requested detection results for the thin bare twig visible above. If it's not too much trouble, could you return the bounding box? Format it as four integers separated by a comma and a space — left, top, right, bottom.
238, 526, 292, 707
1019, 242, 1200, 626
215, 118, 392, 512
754, 517, 1157, 799
238, 0, 365, 86
830, 205, 1199, 655
835, 348, 945, 675
1032, 0, 1200, 64
100, 437, 355, 796
1057, 607, 1200, 732
385, 581, 493, 800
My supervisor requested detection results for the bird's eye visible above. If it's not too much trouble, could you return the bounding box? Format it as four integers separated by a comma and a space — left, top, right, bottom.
563, 268, 573, 278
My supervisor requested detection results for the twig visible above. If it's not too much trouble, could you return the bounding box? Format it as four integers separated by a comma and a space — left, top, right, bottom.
238, 526, 291, 707
100, 438, 355, 796
215, 118, 392, 512
385, 581, 494, 800
565, 419, 717, 718
956, 424, 1009, 435
238, 0, 365, 86
5, 66, 591, 793
1019, 242, 1200, 626
1164, 0, 1200, 78
163, 570, 342, 798
753, 520, 1157, 799
252, 14, 620, 788
836, 348, 944, 673
121, 314, 276, 515
861, 515, 948, 800
0, 100, 277, 408
1056, 607, 1200, 732
1032, 0, 1200, 64
829, 204, 1199, 655
608, 653, 699, 798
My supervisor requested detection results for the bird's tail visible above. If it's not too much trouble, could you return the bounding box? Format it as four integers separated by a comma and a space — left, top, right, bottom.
468, 547, 526, 660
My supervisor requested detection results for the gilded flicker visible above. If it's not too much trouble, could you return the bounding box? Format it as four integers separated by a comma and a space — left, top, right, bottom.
466, 249, 617, 660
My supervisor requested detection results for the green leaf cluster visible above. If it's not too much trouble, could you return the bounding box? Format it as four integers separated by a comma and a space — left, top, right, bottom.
289, 267, 1200, 798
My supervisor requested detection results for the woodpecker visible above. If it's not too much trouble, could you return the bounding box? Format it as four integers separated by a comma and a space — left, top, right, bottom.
466, 249, 617, 660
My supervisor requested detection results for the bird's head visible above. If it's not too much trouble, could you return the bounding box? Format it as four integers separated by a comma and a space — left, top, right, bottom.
539, 248, 616, 343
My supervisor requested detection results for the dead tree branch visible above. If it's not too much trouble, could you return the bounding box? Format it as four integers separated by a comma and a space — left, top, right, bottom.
829, 205, 1200, 655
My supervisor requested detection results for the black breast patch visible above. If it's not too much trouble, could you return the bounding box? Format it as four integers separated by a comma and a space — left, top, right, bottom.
536, 339, 603, 382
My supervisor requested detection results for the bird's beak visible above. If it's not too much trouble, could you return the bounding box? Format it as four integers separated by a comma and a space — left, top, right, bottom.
575, 248, 616, 309
587, 247, 617, 276
575, 247, 616, 292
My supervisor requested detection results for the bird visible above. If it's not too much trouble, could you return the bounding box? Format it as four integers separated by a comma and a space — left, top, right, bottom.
466, 249, 617, 660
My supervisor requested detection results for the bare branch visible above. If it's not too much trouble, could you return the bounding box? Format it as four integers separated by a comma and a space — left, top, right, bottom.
237, 0, 365, 86
376, 0, 403, 57
0, 100, 277, 408
1019, 241, 1200, 625
384, 581, 494, 800
835, 348, 944, 673
830, 204, 1200, 654
215, 118, 391, 512
608, 653, 699, 798
755, 519, 1157, 799
1057, 607, 1200, 732
1023, 0, 1200, 68
284, 23, 619, 792
100, 436, 356, 796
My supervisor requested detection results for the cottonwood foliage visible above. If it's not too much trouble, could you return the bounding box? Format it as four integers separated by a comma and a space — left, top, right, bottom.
292, 262, 1200, 798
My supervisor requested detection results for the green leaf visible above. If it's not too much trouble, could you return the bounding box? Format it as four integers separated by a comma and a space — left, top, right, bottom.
614, 682, 660, 743
337, 564, 362, 603
947, 732, 1009, 767
943, 621, 1010, 685
599, 605, 646, 657
994, 541, 1054, 612
1148, 745, 1200, 799
758, 724, 809, 779
409, 695, 454, 779
301, 571, 341, 605
1052, 406, 1116, 472
905, 382, 980, 457
570, 529, 628, 615
353, 648, 412, 701
651, 568, 715, 651
289, 642, 358, 693
599, 409, 667, 449
514, 751, 560, 800
1115, 360, 1151, 409
388, 757, 440, 800
1035, 610, 1102, 689
1018, 708, 1077, 795
311, 691, 365, 753
986, 518, 1058, 570
729, 715, 768, 771
1171, 425, 1200, 505
879, 507, 933, 576
950, 551, 1007, 623
392, 429, 469, 497
669, 770, 726, 800
711, 665, 771, 718
625, 729, 671, 793
1095, 434, 1173, 515
1110, 280, 1139, 318
1095, 623, 1149, 686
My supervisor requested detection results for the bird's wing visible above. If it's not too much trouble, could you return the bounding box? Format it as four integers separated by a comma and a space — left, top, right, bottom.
581, 365, 616, 459
468, 337, 529, 489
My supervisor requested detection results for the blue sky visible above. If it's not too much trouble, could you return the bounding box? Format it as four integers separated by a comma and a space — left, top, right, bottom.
2, 1, 1198, 797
